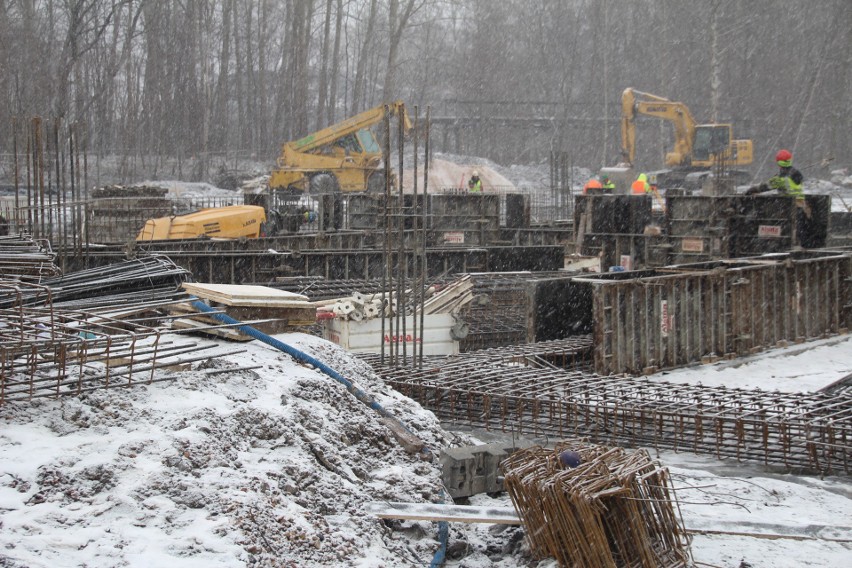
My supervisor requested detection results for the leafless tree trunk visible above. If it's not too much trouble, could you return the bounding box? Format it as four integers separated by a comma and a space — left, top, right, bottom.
381, 0, 420, 101
352, 0, 378, 113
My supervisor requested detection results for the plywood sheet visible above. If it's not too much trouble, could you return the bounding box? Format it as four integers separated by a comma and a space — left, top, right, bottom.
181, 282, 310, 307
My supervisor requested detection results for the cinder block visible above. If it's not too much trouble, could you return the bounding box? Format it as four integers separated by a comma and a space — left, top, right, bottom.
441, 441, 533, 499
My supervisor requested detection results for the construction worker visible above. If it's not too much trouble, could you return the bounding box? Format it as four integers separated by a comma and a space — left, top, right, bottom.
468, 170, 482, 193
631, 173, 651, 194
770, 149, 805, 200
601, 175, 615, 192
746, 149, 805, 200
582, 178, 602, 194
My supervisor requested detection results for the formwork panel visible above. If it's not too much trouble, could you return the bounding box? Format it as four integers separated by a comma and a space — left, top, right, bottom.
574, 252, 851, 375
429, 194, 500, 246
729, 196, 796, 257
666, 195, 732, 263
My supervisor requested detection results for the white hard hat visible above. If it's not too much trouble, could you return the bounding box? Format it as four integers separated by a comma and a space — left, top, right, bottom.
472, 170, 479, 177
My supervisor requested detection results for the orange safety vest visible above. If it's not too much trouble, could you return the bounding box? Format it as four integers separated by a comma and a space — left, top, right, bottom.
631, 176, 650, 194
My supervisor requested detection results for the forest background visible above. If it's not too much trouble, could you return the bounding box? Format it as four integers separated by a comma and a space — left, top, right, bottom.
0, 0, 848, 185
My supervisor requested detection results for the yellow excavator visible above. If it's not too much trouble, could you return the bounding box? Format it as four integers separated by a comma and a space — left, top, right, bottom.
607, 88, 754, 189
269, 100, 412, 195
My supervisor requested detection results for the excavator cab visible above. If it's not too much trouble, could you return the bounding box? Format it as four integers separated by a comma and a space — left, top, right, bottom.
693, 124, 733, 162
356, 128, 381, 153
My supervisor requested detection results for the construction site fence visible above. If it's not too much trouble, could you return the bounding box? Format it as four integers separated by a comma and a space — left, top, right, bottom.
568, 250, 852, 375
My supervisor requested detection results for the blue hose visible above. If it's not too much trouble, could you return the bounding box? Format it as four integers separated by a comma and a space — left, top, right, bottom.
429, 521, 449, 567
190, 300, 427, 452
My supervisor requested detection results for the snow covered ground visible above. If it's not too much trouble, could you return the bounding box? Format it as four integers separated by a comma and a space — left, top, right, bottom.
1, 324, 850, 567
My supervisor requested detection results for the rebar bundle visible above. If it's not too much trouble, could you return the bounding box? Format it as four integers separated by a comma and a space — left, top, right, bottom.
501, 443, 691, 568
372, 347, 852, 474
0, 234, 61, 282
36, 255, 191, 304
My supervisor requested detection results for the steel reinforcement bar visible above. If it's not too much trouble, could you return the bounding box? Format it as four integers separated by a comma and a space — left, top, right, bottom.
0, 280, 240, 405
371, 348, 851, 474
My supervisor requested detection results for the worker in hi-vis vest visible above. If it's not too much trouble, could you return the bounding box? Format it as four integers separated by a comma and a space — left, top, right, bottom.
582, 178, 602, 194
468, 170, 482, 193
631, 173, 651, 194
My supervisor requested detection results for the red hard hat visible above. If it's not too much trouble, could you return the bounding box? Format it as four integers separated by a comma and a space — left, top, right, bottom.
775, 149, 792, 162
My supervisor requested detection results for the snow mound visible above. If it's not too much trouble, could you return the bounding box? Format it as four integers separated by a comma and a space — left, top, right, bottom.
0, 334, 459, 567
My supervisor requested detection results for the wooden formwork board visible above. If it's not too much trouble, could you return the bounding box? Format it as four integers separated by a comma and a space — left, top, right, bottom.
579, 252, 851, 375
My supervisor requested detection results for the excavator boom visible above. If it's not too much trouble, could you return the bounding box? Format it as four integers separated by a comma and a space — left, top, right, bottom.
621, 88, 697, 167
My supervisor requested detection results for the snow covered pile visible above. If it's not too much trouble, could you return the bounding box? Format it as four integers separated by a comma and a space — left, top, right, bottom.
0, 334, 463, 567
830, 168, 852, 188
2, 327, 851, 567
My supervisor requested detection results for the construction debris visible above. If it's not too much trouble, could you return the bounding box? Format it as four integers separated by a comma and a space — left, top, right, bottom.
501, 442, 692, 568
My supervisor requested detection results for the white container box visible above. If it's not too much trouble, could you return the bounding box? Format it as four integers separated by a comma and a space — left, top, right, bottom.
323, 314, 459, 356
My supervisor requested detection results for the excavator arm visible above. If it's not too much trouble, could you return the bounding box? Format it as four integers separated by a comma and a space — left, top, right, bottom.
621, 88, 697, 167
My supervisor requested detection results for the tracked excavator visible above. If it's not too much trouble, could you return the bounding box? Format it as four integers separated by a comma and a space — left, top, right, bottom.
602, 88, 754, 191
269, 100, 412, 195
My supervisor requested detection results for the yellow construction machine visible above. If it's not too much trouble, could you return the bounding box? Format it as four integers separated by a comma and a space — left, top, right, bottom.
269, 101, 412, 195
605, 88, 754, 190
136, 205, 266, 241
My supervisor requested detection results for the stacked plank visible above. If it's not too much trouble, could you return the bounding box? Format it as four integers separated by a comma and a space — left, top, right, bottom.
421, 275, 474, 315
176, 282, 316, 339
502, 442, 692, 568
315, 275, 474, 322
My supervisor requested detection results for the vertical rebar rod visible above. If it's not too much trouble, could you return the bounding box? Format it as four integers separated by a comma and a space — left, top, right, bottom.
412, 106, 419, 368
381, 106, 391, 365
80, 125, 89, 265
420, 107, 431, 367
70, 125, 78, 256
26, 122, 33, 234
35, 117, 45, 239
397, 105, 406, 365
53, 118, 63, 270
12, 117, 20, 231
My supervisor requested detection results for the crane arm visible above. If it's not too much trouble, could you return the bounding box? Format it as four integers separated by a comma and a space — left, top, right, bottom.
283, 100, 411, 155
620, 88, 698, 167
